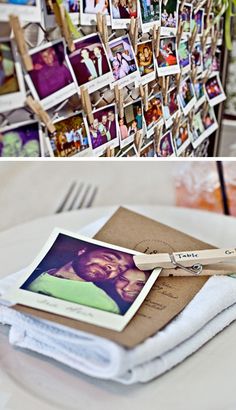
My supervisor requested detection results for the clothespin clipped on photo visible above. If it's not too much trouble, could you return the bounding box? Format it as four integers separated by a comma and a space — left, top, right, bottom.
188, 111, 194, 132
201, 33, 208, 53
154, 124, 163, 155
172, 113, 181, 136
139, 84, 144, 100
134, 130, 143, 154
129, 16, 139, 54
194, 0, 207, 15
211, 34, 218, 58
179, 0, 185, 13
106, 146, 115, 157
152, 24, 160, 58
9, 15, 33, 71
81, 86, 94, 124
143, 84, 149, 112
163, 76, 170, 106
114, 85, 124, 119
190, 65, 198, 85
26, 96, 56, 133
97, 13, 109, 50
202, 100, 209, 119
202, 67, 211, 85
205, 0, 213, 24
189, 24, 198, 53
176, 69, 182, 94
177, 21, 184, 48
52, 1, 75, 52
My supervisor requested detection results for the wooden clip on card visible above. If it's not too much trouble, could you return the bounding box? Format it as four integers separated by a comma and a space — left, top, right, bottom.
97, 13, 109, 50
26, 96, 55, 133
9, 15, 33, 72
81, 87, 94, 124
152, 25, 160, 58
52, 1, 75, 52
129, 16, 139, 54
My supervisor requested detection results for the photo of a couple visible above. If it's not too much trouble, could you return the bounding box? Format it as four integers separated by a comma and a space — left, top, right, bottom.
109, 36, 137, 81
88, 106, 117, 150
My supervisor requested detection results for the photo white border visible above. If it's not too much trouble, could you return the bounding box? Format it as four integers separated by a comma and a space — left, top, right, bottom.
139, 0, 161, 33
0, 38, 26, 113
5, 228, 161, 332
69, 32, 114, 95
156, 36, 180, 77
204, 73, 226, 107
25, 39, 77, 110
0, 0, 42, 22
0, 119, 44, 157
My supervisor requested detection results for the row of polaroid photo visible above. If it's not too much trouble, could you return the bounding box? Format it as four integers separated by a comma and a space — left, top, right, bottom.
0, 31, 223, 115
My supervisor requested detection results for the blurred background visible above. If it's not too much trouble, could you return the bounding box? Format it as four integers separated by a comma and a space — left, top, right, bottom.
1, 160, 235, 232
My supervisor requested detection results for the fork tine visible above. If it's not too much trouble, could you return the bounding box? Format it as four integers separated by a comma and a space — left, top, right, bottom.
55, 181, 77, 213
84, 186, 98, 208
66, 182, 84, 211
76, 184, 92, 209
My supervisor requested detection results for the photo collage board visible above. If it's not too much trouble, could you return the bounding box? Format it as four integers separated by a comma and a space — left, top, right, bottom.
0, 0, 226, 157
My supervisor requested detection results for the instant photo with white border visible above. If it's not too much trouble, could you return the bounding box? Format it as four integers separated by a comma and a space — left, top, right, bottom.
108, 35, 140, 89
139, 0, 161, 33
0, 38, 26, 113
157, 129, 175, 157
180, 2, 192, 37
156, 36, 180, 77
5, 228, 161, 332
140, 139, 155, 157
109, 0, 138, 29
25, 39, 77, 110
194, 79, 206, 109
178, 76, 197, 116
80, 0, 111, 26
46, 111, 93, 158
43, 0, 80, 27
201, 105, 218, 140
192, 41, 203, 74
173, 119, 191, 156
191, 8, 204, 38
204, 73, 226, 107
144, 92, 164, 138
160, 0, 179, 36
118, 100, 143, 149
0, 120, 44, 157
135, 40, 156, 86
163, 87, 180, 129
86, 103, 119, 156
69, 33, 114, 95
178, 39, 190, 75
0, 0, 42, 22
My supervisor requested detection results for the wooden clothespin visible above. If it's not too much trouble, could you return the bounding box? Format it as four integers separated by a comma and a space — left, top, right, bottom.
97, 13, 109, 50
134, 130, 143, 154
201, 33, 208, 54
177, 21, 184, 48
143, 84, 149, 112
26, 96, 55, 133
205, 0, 213, 24
179, 0, 185, 14
52, 1, 75, 52
194, 0, 207, 15
190, 66, 198, 85
129, 16, 139, 54
114, 85, 124, 119
188, 111, 194, 132
106, 146, 115, 157
152, 25, 160, 58
176, 69, 182, 94
189, 24, 198, 53
202, 68, 211, 85
172, 113, 181, 136
81, 87, 94, 124
163, 76, 169, 105
9, 15, 33, 71
154, 124, 163, 154
139, 84, 144, 99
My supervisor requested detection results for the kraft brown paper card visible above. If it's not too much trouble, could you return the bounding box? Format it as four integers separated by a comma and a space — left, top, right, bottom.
14, 207, 227, 348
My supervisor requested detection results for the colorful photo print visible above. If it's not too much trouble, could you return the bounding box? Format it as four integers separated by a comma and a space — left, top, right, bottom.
144, 92, 164, 137
7, 229, 161, 331
178, 40, 190, 74
191, 8, 204, 36
26, 40, 76, 110
69, 33, 112, 94
201, 104, 218, 138
0, 121, 43, 157
0, 0, 41, 21
212, 48, 222, 72
180, 3, 192, 34
190, 109, 205, 148
140, 140, 155, 157
163, 87, 179, 128
108, 35, 139, 88
0, 39, 25, 112
203, 45, 213, 72
120, 143, 138, 156
204, 74, 226, 107
156, 36, 180, 76
157, 130, 174, 157
140, 0, 161, 32
173, 119, 190, 155
178, 76, 196, 115
86, 104, 119, 155
194, 79, 206, 108
47, 113, 91, 158
44, 0, 79, 26
119, 100, 143, 148
80, 0, 110, 25
136, 41, 155, 85
161, 0, 178, 35
191, 42, 203, 73
110, 0, 138, 29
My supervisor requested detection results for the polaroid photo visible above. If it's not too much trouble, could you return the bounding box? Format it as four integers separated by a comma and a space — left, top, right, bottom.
0, 38, 26, 113
140, 140, 155, 157
25, 40, 77, 110
178, 39, 190, 75
144, 91, 164, 138
108, 35, 140, 89
119, 100, 143, 149
204, 12, 214, 44
191, 8, 204, 37
136, 41, 156, 85
156, 36, 180, 77
191, 42, 203, 73
80, 0, 111, 26
173, 119, 191, 155
163, 87, 180, 128
179, 3, 192, 36
160, 0, 179, 36
212, 47, 222, 73
178, 75, 196, 116
201, 104, 218, 139
204, 73, 226, 107
6, 228, 161, 332
139, 0, 161, 33
120, 143, 139, 157
157, 130, 175, 157
0, 0, 42, 22
44, 0, 79, 27
68, 33, 113, 95
86, 104, 119, 156
203, 44, 213, 73
110, 0, 138, 29
194, 79, 206, 109
0, 120, 43, 157
46, 112, 93, 158
190, 108, 206, 148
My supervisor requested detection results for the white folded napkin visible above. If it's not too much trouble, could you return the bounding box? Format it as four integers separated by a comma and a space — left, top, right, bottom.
1, 219, 236, 384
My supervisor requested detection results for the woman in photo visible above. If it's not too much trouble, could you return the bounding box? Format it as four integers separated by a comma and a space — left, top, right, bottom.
119, 118, 129, 140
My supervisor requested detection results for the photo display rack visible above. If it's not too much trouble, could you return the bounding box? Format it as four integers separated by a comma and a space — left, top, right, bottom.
0, 0, 228, 157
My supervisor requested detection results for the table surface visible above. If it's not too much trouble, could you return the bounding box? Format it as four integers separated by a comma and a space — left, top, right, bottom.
1, 205, 236, 410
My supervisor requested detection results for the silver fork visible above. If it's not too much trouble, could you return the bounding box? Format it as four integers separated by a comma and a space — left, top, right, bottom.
55, 182, 98, 213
